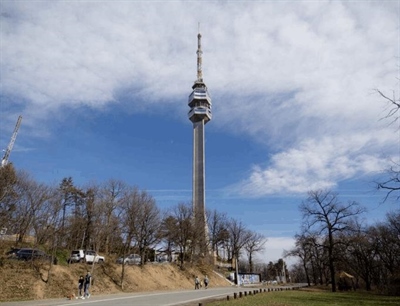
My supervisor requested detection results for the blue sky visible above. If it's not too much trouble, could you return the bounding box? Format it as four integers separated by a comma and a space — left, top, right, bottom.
1, 1, 399, 265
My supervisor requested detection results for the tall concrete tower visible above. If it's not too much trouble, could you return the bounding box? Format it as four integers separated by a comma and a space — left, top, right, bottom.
188, 31, 212, 255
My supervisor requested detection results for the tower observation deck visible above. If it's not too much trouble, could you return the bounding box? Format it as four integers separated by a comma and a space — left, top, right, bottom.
188, 32, 212, 256
188, 32, 212, 123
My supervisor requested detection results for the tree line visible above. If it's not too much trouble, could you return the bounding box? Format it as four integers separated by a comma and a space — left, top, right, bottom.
285, 190, 399, 295
3, 162, 398, 293
0, 166, 266, 272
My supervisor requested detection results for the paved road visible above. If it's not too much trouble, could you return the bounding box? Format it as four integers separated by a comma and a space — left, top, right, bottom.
2, 285, 307, 306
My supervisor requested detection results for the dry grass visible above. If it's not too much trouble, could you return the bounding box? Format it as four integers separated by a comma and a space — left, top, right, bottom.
0, 252, 231, 302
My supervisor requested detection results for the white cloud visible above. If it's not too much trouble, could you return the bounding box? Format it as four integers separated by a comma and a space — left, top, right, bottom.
254, 237, 297, 267
236, 133, 393, 196
1, 1, 398, 195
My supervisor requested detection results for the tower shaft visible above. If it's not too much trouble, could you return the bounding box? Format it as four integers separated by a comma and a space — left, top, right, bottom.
192, 121, 205, 210
188, 31, 212, 255
192, 121, 207, 253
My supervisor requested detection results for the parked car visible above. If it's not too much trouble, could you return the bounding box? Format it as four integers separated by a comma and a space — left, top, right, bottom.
116, 254, 141, 265
5, 247, 21, 257
14, 248, 57, 264
68, 250, 83, 263
67, 249, 105, 264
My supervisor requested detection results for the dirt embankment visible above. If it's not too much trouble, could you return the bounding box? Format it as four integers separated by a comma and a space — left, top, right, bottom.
0, 259, 232, 302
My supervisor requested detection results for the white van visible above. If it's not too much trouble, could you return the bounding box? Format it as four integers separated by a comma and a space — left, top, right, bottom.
68, 249, 105, 264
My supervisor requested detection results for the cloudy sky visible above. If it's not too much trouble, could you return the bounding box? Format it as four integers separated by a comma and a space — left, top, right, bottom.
1, 1, 399, 265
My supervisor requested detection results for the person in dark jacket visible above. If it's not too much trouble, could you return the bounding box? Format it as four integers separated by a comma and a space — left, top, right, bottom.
84, 272, 91, 298
78, 276, 84, 298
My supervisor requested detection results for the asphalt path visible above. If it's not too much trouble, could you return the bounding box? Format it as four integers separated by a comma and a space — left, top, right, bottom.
2, 285, 307, 306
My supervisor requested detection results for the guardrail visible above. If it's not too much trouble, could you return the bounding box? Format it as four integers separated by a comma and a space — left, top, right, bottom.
196, 284, 309, 306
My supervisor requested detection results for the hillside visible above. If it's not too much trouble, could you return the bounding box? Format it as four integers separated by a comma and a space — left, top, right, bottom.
0, 256, 233, 302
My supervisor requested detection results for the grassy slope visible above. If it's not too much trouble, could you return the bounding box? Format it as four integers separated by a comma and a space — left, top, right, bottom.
0, 245, 232, 302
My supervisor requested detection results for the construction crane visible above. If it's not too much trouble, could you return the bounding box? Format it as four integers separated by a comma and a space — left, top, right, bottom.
1, 115, 22, 168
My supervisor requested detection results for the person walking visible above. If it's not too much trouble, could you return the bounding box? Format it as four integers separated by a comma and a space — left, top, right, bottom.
84, 272, 91, 298
78, 275, 84, 299
204, 275, 209, 289
194, 276, 200, 289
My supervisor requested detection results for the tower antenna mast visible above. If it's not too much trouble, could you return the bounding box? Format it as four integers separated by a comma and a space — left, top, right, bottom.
1, 115, 22, 167
196, 23, 203, 82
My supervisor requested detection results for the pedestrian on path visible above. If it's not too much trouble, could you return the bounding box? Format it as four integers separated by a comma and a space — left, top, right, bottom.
204, 275, 209, 289
84, 272, 91, 298
194, 276, 200, 289
78, 275, 84, 298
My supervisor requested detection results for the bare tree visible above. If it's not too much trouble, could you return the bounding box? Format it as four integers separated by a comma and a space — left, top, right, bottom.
206, 209, 228, 258
59, 178, 86, 249
5, 171, 60, 282
119, 187, 160, 264
376, 89, 400, 126
287, 232, 327, 286
119, 187, 140, 288
133, 191, 161, 264
81, 187, 97, 251
165, 202, 194, 269
159, 215, 178, 262
377, 165, 400, 202
299, 189, 366, 292
37, 187, 64, 271
284, 233, 315, 286
289, 263, 308, 284
226, 218, 251, 263
12, 171, 52, 244
243, 230, 266, 273
98, 179, 126, 254
340, 224, 378, 291
0, 163, 18, 230
59, 177, 77, 236
33, 186, 62, 246
375, 89, 400, 202
387, 210, 400, 237
370, 211, 400, 287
